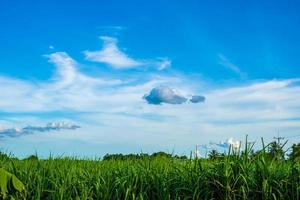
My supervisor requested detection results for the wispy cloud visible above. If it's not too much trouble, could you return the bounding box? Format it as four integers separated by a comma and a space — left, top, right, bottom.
84, 36, 171, 70
46, 52, 78, 87
84, 36, 143, 68
218, 54, 247, 78
0, 122, 80, 138
155, 58, 172, 70
97, 25, 126, 33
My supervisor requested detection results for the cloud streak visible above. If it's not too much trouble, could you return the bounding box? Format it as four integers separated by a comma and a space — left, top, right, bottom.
0, 122, 80, 138
218, 54, 246, 78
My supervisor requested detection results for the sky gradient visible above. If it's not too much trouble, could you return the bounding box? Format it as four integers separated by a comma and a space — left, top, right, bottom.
0, 0, 300, 158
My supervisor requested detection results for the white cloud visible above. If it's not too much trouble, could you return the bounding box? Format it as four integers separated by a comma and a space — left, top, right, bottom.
84, 36, 171, 70
228, 138, 241, 149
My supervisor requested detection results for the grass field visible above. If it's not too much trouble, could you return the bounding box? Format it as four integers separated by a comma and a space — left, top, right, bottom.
0, 142, 299, 200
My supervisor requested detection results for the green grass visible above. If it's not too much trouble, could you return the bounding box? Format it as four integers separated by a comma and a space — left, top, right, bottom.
0, 145, 299, 199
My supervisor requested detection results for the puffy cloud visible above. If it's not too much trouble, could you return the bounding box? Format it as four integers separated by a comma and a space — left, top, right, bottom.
84, 36, 171, 70
143, 86, 206, 105
143, 86, 187, 105
0, 122, 80, 138
190, 95, 206, 103
227, 138, 241, 149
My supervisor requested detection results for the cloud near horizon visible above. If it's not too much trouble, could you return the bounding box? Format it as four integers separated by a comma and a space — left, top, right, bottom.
84, 36, 171, 70
206, 138, 241, 150
0, 122, 80, 138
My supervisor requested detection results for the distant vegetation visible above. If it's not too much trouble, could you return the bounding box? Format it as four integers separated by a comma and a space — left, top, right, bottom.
102, 151, 188, 161
0, 139, 299, 199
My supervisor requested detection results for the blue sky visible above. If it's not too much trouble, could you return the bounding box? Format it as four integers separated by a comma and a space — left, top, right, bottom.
1, 0, 300, 158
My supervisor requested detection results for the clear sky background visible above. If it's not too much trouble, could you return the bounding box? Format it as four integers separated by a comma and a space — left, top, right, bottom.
0, 0, 300, 158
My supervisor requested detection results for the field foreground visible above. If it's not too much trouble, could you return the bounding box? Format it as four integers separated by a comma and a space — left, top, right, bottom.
0, 147, 299, 200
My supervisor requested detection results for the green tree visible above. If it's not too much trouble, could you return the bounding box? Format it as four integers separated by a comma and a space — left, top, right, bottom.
289, 143, 300, 161
267, 141, 285, 160
208, 149, 220, 160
